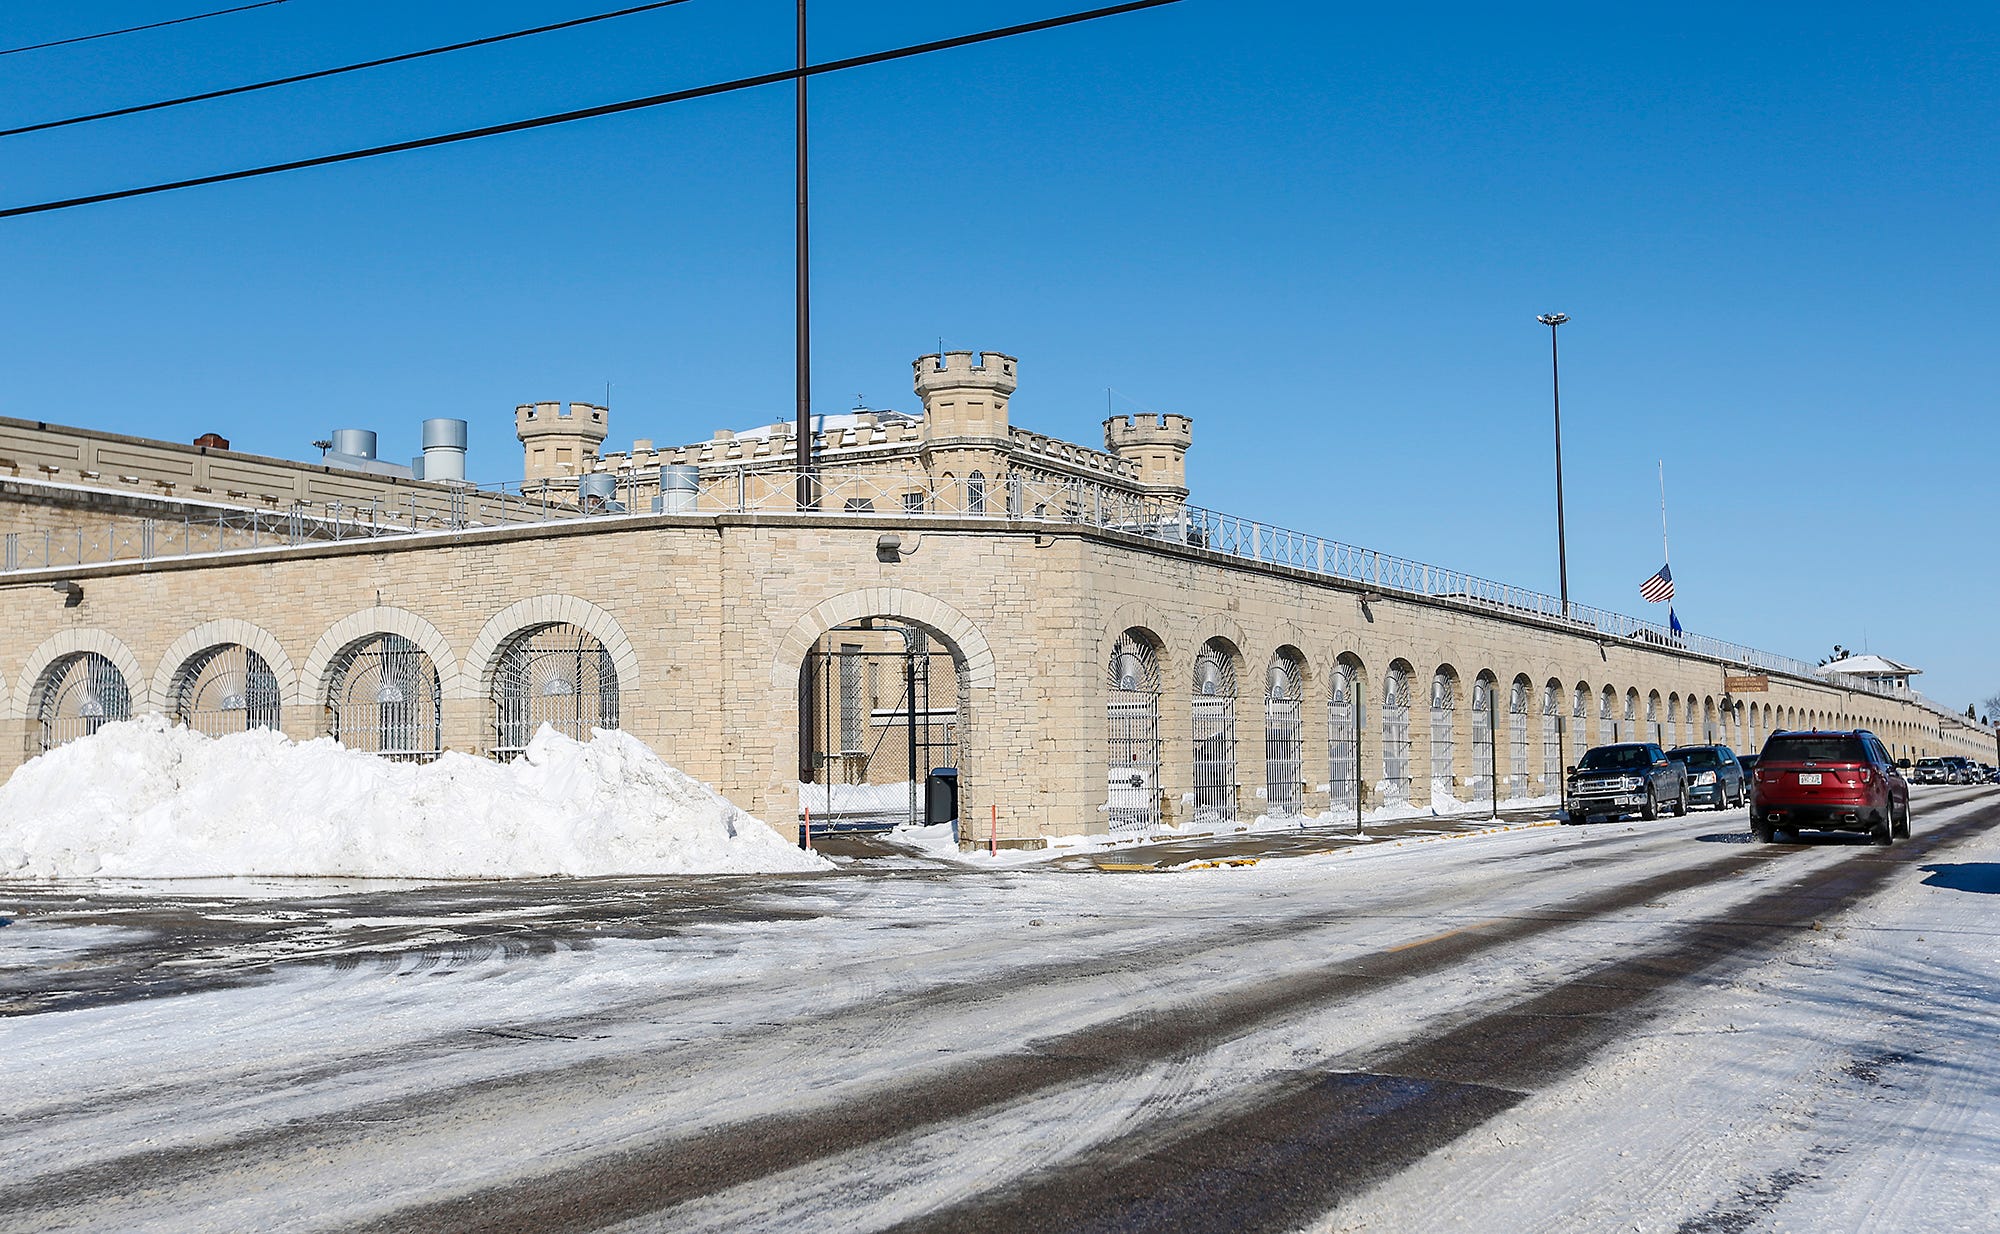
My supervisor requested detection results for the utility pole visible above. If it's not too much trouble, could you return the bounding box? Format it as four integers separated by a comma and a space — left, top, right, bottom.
1538, 313, 1570, 618
794, 0, 815, 509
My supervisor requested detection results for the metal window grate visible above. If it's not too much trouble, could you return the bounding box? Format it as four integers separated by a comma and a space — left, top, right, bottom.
1264, 654, 1305, 816
1192, 641, 1238, 822
1108, 631, 1162, 832
172, 643, 280, 736
1381, 667, 1412, 803
1329, 664, 1360, 808
1429, 670, 1457, 800
492, 622, 619, 758
36, 651, 132, 752
1508, 679, 1530, 798
1471, 677, 1495, 799
326, 633, 442, 761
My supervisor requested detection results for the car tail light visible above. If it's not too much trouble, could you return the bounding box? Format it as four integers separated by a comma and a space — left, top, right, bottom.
1859, 768, 1872, 784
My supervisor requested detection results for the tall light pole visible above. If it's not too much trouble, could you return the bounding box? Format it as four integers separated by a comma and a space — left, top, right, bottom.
794, 0, 815, 509
1538, 312, 1570, 618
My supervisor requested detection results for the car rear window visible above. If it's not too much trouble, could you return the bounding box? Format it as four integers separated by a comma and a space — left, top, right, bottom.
1762, 735, 1866, 763
1671, 749, 1719, 767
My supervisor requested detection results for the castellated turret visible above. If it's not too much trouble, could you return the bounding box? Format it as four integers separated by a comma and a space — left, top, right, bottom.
914, 351, 1017, 441
1104, 412, 1192, 499
515, 400, 608, 481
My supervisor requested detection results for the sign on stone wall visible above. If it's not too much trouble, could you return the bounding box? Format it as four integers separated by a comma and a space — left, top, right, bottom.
1724, 673, 1770, 692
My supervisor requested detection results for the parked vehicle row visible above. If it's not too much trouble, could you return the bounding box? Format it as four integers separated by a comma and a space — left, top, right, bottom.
1566, 727, 1995, 843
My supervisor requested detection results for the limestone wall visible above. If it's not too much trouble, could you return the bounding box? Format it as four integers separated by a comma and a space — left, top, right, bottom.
0, 515, 1988, 843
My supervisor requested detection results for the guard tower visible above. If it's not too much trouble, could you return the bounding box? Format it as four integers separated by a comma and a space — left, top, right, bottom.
1104, 412, 1193, 500
915, 351, 1016, 505
516, 401, 609, 481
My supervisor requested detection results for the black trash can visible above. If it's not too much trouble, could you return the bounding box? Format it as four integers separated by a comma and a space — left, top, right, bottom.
925, 768, 959, 832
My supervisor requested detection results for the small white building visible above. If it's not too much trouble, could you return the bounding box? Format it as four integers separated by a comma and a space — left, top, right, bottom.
1819, 653, 1920, 693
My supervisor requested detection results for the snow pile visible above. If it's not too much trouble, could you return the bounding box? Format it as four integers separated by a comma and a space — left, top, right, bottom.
0, 715, 828, 879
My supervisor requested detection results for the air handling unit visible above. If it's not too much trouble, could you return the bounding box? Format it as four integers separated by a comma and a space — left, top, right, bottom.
410, 418, 469, 483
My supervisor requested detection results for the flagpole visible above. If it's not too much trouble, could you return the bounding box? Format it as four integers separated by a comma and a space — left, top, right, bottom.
1658, 460, 1670, 565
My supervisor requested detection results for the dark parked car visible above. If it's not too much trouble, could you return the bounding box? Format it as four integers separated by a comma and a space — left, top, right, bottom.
1667, 744, 1747, 810
1751, 730, 1908, 844
1912, 757, 1949, 785
1738, 753, 1761, 779
1566, 742, 1689, 823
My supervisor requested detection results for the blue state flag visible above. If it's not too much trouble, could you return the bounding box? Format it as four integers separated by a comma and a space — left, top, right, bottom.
1669, 606, 1683, 636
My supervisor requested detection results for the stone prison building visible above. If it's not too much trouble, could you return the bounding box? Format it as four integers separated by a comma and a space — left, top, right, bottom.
0, 349, 1990, 845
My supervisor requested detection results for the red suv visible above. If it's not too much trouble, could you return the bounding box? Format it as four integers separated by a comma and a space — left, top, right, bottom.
1751, 730, 1909, 845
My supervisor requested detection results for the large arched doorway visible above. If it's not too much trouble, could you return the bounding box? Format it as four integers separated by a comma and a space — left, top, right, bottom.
1192, 639, 1240, 822
33, 652, 133, 753
171, 643, 281, 737
324, 633, 443, 760
1107, 629, 1164, 832
1264, 649, 1306, 817
1328, 657, 1363, 813
491, 622, 619, 758
799, 619, 961, 833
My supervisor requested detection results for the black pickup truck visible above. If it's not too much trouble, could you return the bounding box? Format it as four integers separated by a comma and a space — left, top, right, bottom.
1566, 742, 1690, 823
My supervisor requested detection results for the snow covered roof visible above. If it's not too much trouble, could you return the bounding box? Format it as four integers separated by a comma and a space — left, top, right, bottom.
1819, 654, 1920, 678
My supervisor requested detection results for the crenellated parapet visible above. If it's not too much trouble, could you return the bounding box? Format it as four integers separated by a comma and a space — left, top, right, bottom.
1103, 412, 1193, 498
516, 401, 608, 481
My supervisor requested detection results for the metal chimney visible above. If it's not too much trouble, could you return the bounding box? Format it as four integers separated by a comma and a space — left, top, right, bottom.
420, 418, 468, 483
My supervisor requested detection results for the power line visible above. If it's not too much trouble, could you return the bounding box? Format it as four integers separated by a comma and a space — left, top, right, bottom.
0, 1, 290, 58
0, 0, 1185, 221
3, 0, 700, 140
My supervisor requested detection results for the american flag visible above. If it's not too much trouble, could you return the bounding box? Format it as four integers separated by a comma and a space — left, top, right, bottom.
1640, 563, 1675, 603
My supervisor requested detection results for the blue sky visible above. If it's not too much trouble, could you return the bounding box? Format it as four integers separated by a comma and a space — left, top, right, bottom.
3, 1, 1994, 711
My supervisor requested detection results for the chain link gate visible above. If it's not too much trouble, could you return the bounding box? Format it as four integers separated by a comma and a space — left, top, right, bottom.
36, 652, 132, 752
800, 623, 958, 834
325, 633, 442, 761
492, 623, 619, 758
1108, 631, 1163, 832
171, 644, 281, 736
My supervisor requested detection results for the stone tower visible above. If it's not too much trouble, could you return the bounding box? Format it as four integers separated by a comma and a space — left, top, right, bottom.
914, 352, 1016, 505
1103, 412, 1193, 500
515, 401, 609, 482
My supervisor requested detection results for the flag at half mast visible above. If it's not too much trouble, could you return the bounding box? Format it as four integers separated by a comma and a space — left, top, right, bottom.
1640, 563, 1675, 603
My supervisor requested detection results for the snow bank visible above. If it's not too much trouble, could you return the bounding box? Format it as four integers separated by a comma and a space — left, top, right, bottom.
0, 715, 828, 879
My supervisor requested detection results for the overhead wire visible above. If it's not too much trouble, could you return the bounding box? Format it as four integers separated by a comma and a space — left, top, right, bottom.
3, 0, 701, 140
0, 0, 1185, 221
0, 1, 290, 58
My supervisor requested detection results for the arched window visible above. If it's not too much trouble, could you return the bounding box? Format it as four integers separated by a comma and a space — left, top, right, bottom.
1107, 629, 1163, 831
1573, 683, 1591, 747
1601, 686, 1617, 742
1429, 668, 1458, 802
966, 471, 986, 515
1667, 694, 1681, 747
1381, 664, 1412, 803
1646, 691, 1663, 745
1192, 640, 1238, 822
171, 644, 281, 736
1471, 674, 1497, 799
492, 623, 619, 758
34, 652, 132, 752
1329, 659, 1362, 812
1542, 680, 1564, 790
1265, 651, 1306, 816
325, 633, 442, 760
1508, 676, 1530, 798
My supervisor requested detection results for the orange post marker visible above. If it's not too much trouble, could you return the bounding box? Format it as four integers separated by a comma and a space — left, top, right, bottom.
990, 802, 997, 856
803, 806, 812, 851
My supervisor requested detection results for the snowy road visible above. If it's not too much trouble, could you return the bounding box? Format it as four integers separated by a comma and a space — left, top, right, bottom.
3, 786, 1997, 1233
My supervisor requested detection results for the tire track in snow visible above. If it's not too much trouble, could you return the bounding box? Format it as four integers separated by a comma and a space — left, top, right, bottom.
882, 800, 2000, 1234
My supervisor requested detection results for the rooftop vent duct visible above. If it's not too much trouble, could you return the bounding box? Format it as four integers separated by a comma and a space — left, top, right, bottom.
420, 418, 468, 483
577, 473, 623, 513
328, 429, 377, 460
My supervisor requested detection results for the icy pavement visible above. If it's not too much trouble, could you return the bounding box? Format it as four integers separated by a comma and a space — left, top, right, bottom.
1, 784, 1996, 1233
